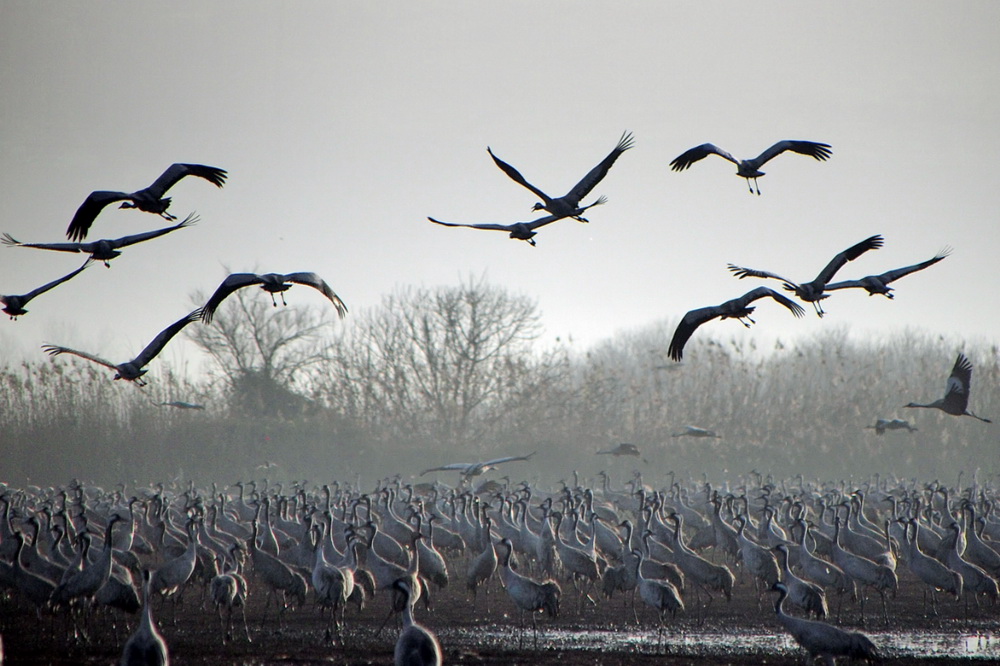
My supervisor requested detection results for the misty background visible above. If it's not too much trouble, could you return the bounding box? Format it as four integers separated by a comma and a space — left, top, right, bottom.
1, 3, 997, 489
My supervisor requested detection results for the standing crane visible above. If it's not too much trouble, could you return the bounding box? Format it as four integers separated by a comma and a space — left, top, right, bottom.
770, 581, 878, 664
669, 140, 831, 194
119, 569, 169, 666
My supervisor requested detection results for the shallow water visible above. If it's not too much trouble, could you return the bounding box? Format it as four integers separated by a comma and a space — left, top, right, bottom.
439, 625, 1000, 660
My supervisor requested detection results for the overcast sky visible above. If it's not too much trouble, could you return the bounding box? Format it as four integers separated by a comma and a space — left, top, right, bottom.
2, 3, 998, 376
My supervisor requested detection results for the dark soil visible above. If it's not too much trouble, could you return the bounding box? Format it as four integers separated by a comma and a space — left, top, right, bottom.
2, 564, 997, 664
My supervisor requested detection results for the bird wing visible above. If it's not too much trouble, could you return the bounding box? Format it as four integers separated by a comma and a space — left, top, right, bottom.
42, 344, 118, 371
522, 211, 579, 231
739, 287, 808, 318
812, 234, 884, 285
145, 163, 228, 198
727, 264, 796, 287
482, 452, 536, 467
109, 212, 199, 249
752, 140, 832, 166
820, 279, 864, 292
131, 309, 203, 368
66, 191, 131, 241
420, 463, 474, 475
201, 273, 264, 323
564, 131, 635, 203
669, 143, 739, 171
871, 247, 951, 285
2, 233, 89, 254
427, 217, 514, 232
486, 147, 551, 202
941, 353, 973, 413
668, 305, 723, 361
19, 259, 92, 303
282, 272, 348, 319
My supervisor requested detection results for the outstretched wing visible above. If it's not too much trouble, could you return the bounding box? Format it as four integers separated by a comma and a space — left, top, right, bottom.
67, 190, 131, 241
145, 163, 228, 198
420, 462, 474, 476
871, 247, 951, 285
752, 140, 832, 167
110, 212, 199, 249
941, 353, 972, 413
523, 211, 583, 231
19, 259, 92, 303
813, 234, 883, 285
727, 264, 796, 288
486, 147, 551, 202
201, 273, 264, 323
564, 131, 634, 203
132, 309, 203, 369
669, 143, 739, 171
482, 452, 536, 467
427, 217, 514, 232
668, 305, 723, 361
283, 272, 348, 319
738, 287, 807, 318
42, 344, 118, 372
2, 233, 90, 254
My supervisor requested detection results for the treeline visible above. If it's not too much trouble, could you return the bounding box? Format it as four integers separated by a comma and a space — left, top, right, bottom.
2, 278, 997, 488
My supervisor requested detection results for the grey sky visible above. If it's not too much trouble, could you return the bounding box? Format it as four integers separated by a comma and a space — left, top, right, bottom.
2, 3, 998, 372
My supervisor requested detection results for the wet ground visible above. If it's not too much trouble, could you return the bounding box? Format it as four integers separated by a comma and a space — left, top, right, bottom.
2, 566, 998, 664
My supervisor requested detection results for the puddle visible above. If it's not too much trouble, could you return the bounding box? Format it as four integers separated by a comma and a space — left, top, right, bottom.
438, 626, 1000, 660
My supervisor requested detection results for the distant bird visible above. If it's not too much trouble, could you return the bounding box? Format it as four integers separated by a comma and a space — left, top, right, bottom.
67, 163, 226, 241
42, 309, 201, 386
420, 453, 536, 479
157, 401, 206, 410
905, 353, 992, 423
668, 287, 806, 361
200, 272, 347, 324
488, 131, 634, 221
669, 140, 831, 194
824, 247, 951, 299
597, 443, 641, 457
770, 581, 877, 664
427, 200, 604, 246
2, 259, 91, 320
671, 426, 721, 439
728, 234, 884, 317
864, 418, 917, 435
5, 213, 198, 267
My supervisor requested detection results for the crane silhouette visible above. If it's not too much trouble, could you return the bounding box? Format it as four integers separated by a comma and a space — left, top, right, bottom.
668, 287, 806, 361
428, 199, 604, 246
421, 453, 536, 479
42, 309, 202, 385
670, 140, 831, 194
66, 163, 226, 241
728, 234, 884, 317
905, 353, 992, 423
488, 131, 633, 221
200, 272, 348, 324
824, 247, 950, 299
5, 213, 198, 267
2, 259, 91, 320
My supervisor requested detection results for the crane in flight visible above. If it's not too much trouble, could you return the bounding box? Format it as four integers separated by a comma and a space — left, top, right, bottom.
487, 131, 633, 221
5, 213, 198, 267
728, 234, 884, 317
200, 272, 347, 324
669, 140, 831, 194
905, 353, 992, 423
823, 247, 951, 299
427, 199, 604, 246
42, 309, 202, 385
66, 162, 226, 241
421, 452, 536, 479
668, 287, 806, 361
2, 259, 91, 320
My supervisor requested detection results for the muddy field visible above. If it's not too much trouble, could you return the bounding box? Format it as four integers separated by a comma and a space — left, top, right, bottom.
2, 563, 997, 665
